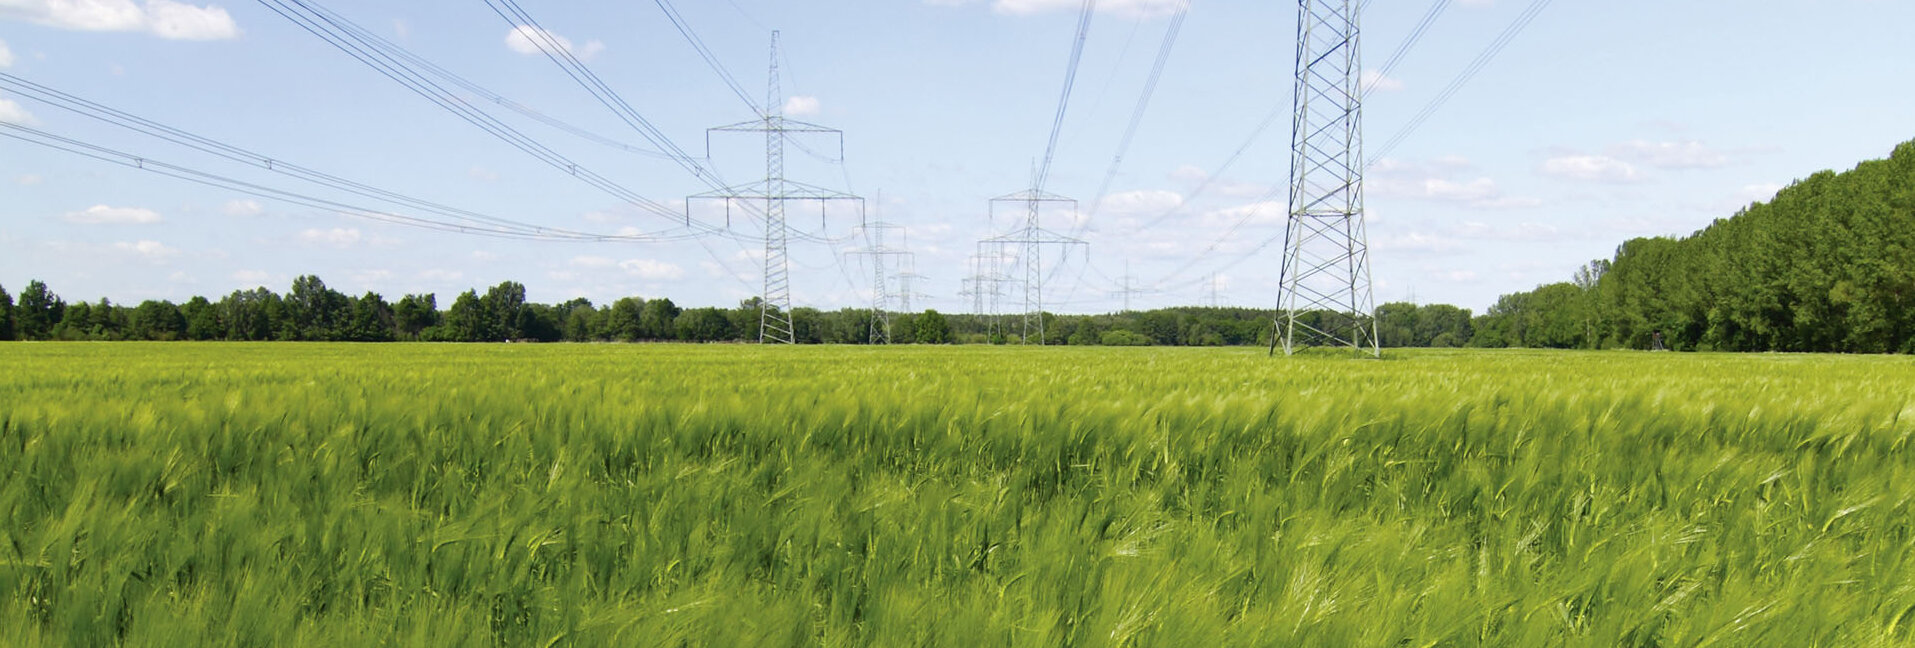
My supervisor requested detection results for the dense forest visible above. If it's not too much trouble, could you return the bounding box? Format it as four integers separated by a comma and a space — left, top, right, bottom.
2, 140, 1907, 350
1467, 139, 1914, 353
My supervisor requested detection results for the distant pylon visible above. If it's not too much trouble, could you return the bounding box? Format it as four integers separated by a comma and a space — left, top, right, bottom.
895, 268, 928, 313
850, 218, 913, 344
978, 190, 1085, 344
1109, 260, 1147, 312
686, 31, 863, 344
1274, 0, 1379, 357
961, 251, 1010, 321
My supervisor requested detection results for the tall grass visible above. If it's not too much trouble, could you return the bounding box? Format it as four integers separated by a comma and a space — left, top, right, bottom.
2, 344, 1913, 646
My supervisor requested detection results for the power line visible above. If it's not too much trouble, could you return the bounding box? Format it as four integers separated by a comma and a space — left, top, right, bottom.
1124, 101, 1286, 235
262, 0, 789, 301
1034, 0, 1098, 192
1364, 0, 1452, 99
654, 0, 762, 116
292, 0, 674, 160
1368, 0, 1555, 164
255, 0, 690, 224
0, 122, 705, 242
481, 0, 717, 182
0, 72, 681, 242
1081, 0, 1189, 233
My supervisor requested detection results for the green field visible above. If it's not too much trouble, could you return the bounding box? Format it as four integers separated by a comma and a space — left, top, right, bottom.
2, 344, 1913, 646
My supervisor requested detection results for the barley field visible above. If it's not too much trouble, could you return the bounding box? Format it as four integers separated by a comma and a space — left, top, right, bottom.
2, 343, 1913, 646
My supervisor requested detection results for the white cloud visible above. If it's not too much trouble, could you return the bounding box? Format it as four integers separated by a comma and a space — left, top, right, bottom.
0, 38, 13, 67
1423, 178, 1499, 202
1374, 231, 1464, 254
1609, 140, 1730, 169
15, 173, 43, 185
977, 0, 1189, 20
1206, 180, 1272, 199
570, 255, 618, 269
419, 268, 464, 283
0, 0, 239, 40
1453, 220, 1565, 242
232, 269, 272, 285
1360, 69, 1403, 93
298, 227, 362, 247
504, 24, 603, 62
113, 239, 177, 262
618, 259, 684, 280
782, 95, 820, 117
1735, 183, 1783, 205
64, 204, 163, 224
1369, 156, 1539, 209
1097, 189, 1182, 215
1168, 164, 1208, 183
1472, 196, 1545, 209
145, 0, 238, 39
1541, 155, 1645, 183
0, 98, 36, 125
467, 166, 500, 182
1201, 200, 1287, 228
570, 255, 683, 280
221, 199, 262, 216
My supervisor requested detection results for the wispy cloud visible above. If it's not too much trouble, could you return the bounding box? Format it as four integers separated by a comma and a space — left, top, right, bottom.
1540, 155, 1645, 184
505, 24, 603, 61
64, 204, 163, 224
0, 0, 240, 40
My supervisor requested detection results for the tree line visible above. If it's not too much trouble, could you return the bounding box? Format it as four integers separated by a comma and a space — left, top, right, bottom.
1465, 138, 1915, 353
0, 274, 1486, 346
0, 275, 939, 344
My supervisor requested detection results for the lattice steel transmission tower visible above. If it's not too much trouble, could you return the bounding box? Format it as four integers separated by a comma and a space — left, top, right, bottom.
1109, 260, 1149, 312
895, 268, 927, 313
961, 251, 1012, 324
1203, 273, 1224, 308
977, 190, 1086, 344
687, 31, 863, 344
850, 219, 913, 344
1273, 0, 1379, 357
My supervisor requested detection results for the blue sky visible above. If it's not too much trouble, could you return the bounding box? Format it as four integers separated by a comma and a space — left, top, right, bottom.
2, 0, 1911, 314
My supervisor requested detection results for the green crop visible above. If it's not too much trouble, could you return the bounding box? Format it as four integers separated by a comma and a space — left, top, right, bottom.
2, 344, 1913, 646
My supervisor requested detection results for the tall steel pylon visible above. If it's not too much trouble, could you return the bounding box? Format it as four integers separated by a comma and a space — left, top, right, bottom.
687, 31, 863, 343
978, 190, 1085, 344
961, 251, 1012, 326
850, 219, 913, 344
1109, 260, 1149, 312
896, 268, 927, 313
1274, 0, 1379, 357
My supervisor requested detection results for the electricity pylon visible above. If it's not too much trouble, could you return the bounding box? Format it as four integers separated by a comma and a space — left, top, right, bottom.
977, 190, 1086, 344
895, 268, 928, 313
1274, 0, 1379, 357
687, 31, 862, 344
961, 250, 1012, 330
850, 219, 913, 344
1109, 261, 1149, 312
